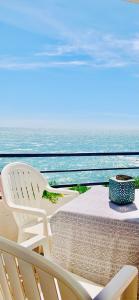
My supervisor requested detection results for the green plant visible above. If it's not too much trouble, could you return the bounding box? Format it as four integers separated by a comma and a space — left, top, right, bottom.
49, 179, 57, 186
70, 185, 90, 194
42, 190, 64, 204
134, 177, 139, 189
103, 182, 109, 187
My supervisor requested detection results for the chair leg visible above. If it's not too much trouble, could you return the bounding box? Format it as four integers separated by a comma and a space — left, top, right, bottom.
41, 242, 49, 257
17, 230, 25, 243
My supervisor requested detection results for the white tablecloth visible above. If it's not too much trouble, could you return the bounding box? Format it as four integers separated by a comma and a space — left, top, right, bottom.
50, 186, 139, 289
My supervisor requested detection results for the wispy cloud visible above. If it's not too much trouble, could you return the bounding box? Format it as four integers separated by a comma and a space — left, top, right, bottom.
1, 31, 139, 70
0, 1, 139, 70
35, 45, 76, 57
0, 54, 132, 71
35, 31, 139, 68
0, 0, 72, 38
0, 56, 88, 70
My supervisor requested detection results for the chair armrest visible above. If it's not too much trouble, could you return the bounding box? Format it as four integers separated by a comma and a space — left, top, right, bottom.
20, 235, 47, 249
45, 185, 79, 196
94, 265, 138, 300
8, 204, 47, 218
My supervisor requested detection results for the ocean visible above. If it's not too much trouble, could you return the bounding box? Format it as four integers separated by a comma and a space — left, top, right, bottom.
0, 127, 139, 185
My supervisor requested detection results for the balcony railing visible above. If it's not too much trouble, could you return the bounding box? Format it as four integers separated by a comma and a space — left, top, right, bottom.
0, 151, 139, 187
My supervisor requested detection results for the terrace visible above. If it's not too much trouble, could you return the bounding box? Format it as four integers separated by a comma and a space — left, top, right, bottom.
0, 151, 139, 299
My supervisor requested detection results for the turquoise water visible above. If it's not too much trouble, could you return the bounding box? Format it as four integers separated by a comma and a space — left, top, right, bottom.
0, 127, 139, 185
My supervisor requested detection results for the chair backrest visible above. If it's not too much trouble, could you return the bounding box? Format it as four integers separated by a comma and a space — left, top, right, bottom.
1, 162, 48, 227
0, 236, 91, 300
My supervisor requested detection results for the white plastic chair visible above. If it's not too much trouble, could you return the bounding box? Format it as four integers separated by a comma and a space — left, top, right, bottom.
1, 162, 78, 253
0, 236, 138, 300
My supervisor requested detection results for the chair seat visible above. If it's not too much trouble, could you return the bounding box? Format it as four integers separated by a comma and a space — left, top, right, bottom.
24, 220, 104, 299
71, 272, 103, 298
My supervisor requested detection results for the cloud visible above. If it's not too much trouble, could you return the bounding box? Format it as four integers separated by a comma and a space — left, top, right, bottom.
35, 45, 76, 57
1, 31, 139, 71
0, 1, 139, 69
0, 56, 88, 70
0, 0, 72, 38
0, 52, 131, 71
35, 31, 139, 68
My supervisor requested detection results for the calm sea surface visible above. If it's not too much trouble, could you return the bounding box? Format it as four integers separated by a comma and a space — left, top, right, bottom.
0, 127, 139, 185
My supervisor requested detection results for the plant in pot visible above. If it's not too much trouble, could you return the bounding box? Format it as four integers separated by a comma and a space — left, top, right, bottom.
109, 174, 135, 205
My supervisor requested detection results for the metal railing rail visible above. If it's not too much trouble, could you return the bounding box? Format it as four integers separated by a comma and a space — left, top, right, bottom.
0, 151, 139, 157
0, 151, 139, 187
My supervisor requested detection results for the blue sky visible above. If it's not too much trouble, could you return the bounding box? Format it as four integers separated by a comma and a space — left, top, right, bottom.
0, 0, 139, 130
